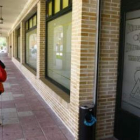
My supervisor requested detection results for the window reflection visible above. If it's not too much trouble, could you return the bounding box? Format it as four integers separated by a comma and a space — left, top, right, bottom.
47, 12, 72, 90
26, 29, 37, 69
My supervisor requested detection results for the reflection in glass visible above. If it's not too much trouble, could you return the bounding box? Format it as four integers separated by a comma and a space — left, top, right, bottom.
33, 15, 37, 26
17, 36, 20, 59
26, 29, 37, 69
63, 0, 69, 8
54, 0, 60, 13
47, 12, 72, 90
29, 19, 33, 28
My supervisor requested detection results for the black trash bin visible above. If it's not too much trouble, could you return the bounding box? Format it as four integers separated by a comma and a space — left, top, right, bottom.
79, 103, 96, 140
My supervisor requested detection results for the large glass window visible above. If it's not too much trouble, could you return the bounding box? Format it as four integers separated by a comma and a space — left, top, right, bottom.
25, 14, 37, 70
46, 0, 72, 93
17, 28, 20, 60
47, 12, 72, 90
26, 29, 37, 69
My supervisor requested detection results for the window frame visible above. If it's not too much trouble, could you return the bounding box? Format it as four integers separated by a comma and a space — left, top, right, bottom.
45, 0, 72, 94
46, 0, 72, 22
17, 28, 20, 61
25, 13, 37, 71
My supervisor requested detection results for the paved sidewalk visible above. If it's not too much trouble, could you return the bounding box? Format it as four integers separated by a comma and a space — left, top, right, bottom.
0, 53, 75, 140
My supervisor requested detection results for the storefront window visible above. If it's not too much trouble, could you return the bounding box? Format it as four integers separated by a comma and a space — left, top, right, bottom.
63, 0, 69, 8
26, 29, 37, 69
54, 0, 60, 13
25, 14, 37, 70
33, 15, 37, 26
46, 0, 72, 93
48, 2, 52, 16
48, 12, 72, 90
29, 19, 33, 28
17, 28, 20, 60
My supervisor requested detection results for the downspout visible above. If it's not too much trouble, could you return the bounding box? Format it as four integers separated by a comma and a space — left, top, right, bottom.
94, 0, 101, 105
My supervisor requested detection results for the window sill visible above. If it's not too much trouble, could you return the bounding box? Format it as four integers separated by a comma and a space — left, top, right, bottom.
16, 58, 20, 62
40, 78, 70, 104
23, 64, 36, 75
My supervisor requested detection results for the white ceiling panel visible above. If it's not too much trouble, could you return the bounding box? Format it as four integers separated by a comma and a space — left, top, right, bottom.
0, 0, 29, 37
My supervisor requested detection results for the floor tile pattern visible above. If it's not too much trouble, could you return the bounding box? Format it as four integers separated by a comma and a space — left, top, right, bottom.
0, 54, 75, 140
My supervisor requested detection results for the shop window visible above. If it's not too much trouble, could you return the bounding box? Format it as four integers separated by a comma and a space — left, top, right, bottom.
17, 28, 20, 60
25, 14, 37, 70
54, 0, 60, 13
46, 0, 72, 94
29, 19, 33, 28
47, 0, 72, 18
33, 15, 37, 26
63, 0, 69, 8
48, 1, 52, 16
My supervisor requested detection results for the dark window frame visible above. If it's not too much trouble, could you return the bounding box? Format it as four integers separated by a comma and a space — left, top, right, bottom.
45, 0, 72, 94
17, 28, 20, 61
25, 13, 37, 71
46, 0, 72, 21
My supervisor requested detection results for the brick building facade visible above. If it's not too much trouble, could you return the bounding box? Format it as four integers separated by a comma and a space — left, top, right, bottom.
7, 0, 121, 139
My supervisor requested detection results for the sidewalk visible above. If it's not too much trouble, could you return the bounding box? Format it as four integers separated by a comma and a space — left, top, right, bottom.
0, 53, 75, 140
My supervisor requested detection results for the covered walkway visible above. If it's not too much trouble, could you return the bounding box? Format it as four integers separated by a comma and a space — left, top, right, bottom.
0, 53, 74, 140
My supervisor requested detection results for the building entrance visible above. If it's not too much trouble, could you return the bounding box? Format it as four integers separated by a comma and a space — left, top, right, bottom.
115, 0, 140, 140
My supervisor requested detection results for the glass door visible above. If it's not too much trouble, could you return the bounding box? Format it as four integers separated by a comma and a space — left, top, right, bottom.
115, 1, 140, 140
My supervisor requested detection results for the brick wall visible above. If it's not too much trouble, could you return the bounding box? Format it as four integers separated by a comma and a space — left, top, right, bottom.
37, 0, 45, 78
70, 0, 97, 139
96, 0, 120, 139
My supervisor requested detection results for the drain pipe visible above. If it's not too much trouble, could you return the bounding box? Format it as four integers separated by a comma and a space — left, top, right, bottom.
93, 0, 101, 105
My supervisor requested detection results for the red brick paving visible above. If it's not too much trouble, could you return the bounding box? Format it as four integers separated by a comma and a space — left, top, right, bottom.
0, 53, 74, 140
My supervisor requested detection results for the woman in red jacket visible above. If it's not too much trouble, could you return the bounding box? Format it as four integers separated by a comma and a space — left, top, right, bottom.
0, 60, 7, 94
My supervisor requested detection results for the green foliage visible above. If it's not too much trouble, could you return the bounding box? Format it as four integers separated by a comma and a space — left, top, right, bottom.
0, 37, 7, 46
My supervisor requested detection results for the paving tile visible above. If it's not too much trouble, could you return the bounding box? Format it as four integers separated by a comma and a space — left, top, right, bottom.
25, 136, 47, 140
17, 106, 32, 112
18, 111, 34, 117
0, 125, 3, 133
0, 54, 75, 140
21, 122, 40, 131
13, 94, 24, 98
2, 117, 19, 125
19, 116, 37, 124
39, 118, 57, 128
0, 132, 2, 140
45, 132, 67, 140
3, 124, 22, 132
42, 126, 62, 134
3, 83, 11, 88
2, 108, 16, 113
2, 112, 18, 118
33, 111, 49, 118
2, 101, 15, 109
60, 126, 75, 140
15, 102, 29, 108
23, 128, 44, 139
3, 131, 24, 140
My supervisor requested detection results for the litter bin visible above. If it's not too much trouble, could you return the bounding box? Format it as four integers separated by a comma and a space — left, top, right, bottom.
79, 103, 96, 140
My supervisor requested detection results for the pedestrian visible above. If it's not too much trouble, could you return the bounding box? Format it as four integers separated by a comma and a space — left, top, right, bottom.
0, 60, 7, 125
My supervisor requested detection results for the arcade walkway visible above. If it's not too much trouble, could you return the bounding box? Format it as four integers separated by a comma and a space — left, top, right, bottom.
0, 53, 74, 140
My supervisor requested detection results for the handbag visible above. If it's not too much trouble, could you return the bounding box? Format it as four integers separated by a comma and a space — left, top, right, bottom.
0, 65, 7, 82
